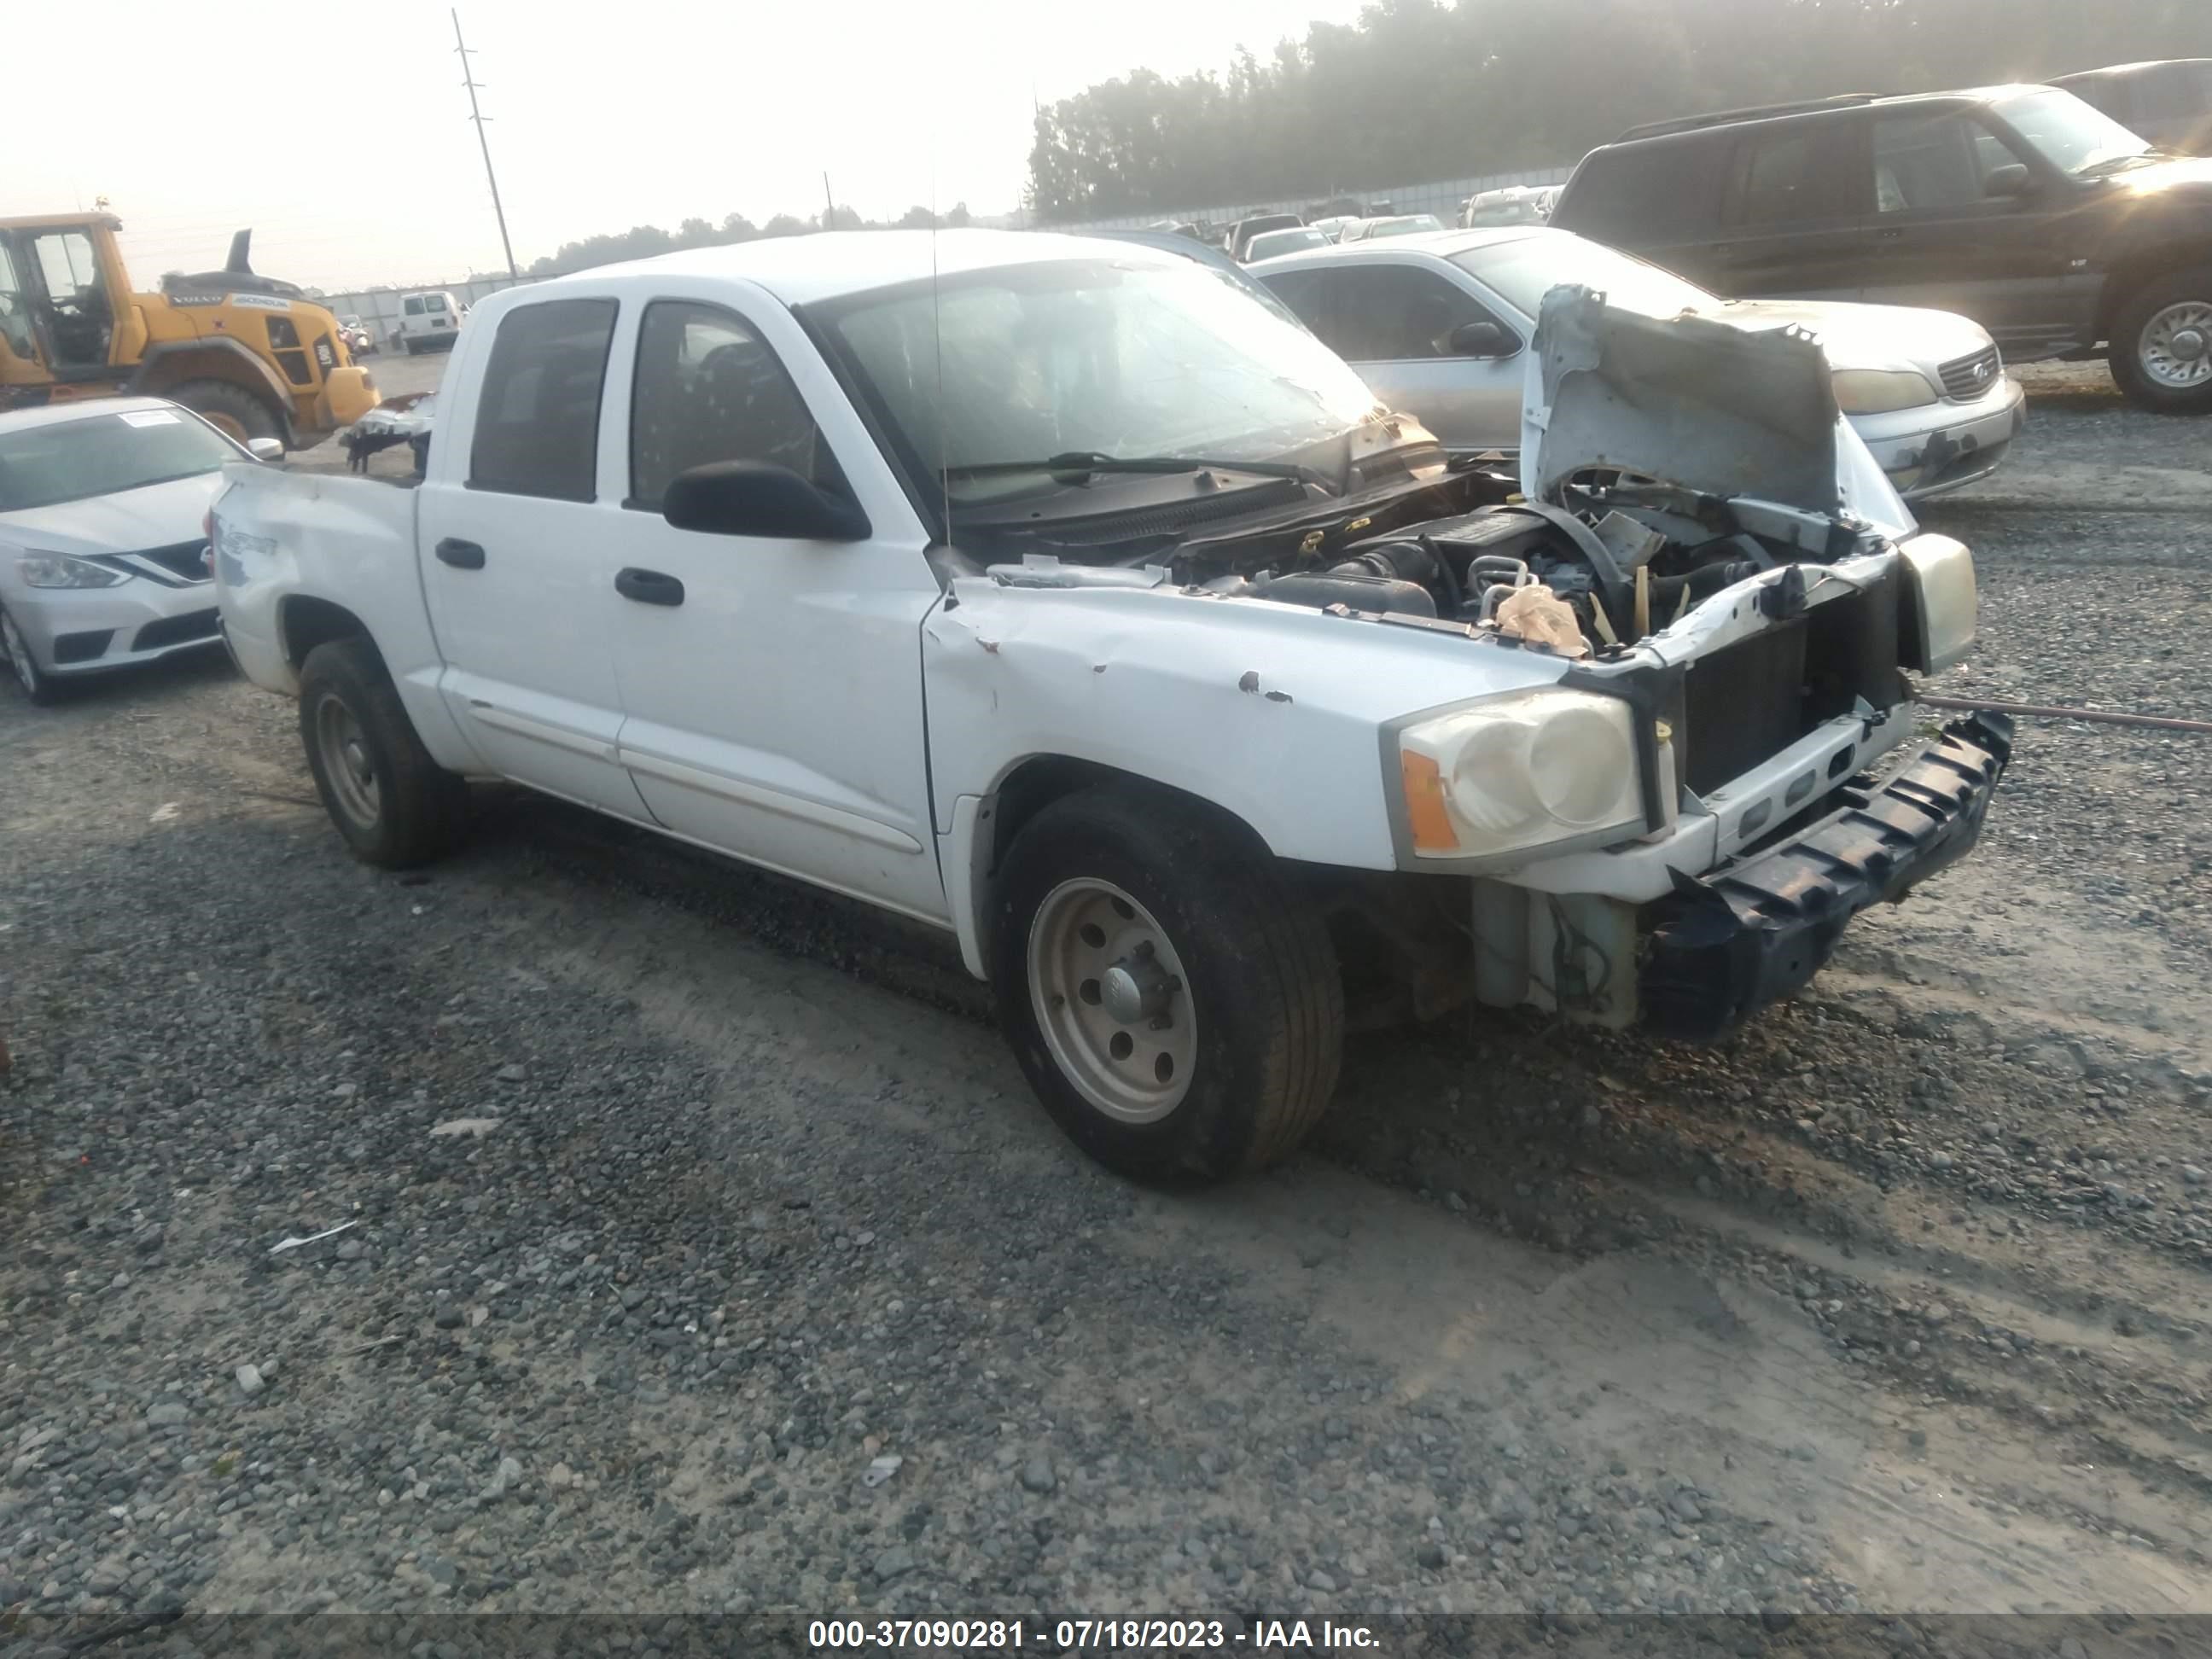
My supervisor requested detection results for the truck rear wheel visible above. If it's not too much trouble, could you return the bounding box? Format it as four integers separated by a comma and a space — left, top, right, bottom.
989, 784, 1343, 1185
298, 637, 469, 868
167, 379, 286, 447
2109, 265, 2212, 414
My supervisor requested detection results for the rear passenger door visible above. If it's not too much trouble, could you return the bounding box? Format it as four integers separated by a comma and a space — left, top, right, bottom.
601, 292, 947, 923
416, 294, 649, 819
1702, 118, 1871, 300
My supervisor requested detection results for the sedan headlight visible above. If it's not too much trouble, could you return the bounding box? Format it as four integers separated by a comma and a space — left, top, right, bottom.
1395, 688, 1644, 861
17, 554, 131, 589
1832, 369, 1939, 416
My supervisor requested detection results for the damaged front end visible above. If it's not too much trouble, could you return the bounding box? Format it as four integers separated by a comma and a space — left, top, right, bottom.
946, 286, 2005, 1044
1412, 288, 2005, 1040
1216, 288, 2001, 1041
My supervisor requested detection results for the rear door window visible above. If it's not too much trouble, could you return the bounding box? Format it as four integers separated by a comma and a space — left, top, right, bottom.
404, 295, 424, 317
1723, 122, 1866, 224
467, 298, 618, 502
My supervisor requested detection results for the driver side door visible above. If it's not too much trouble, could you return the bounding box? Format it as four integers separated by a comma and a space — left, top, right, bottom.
1854, 108, 2091, 352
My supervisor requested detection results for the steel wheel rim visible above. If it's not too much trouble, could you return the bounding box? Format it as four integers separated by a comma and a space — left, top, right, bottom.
2139, 300, 2212, 389
1, 612, 35, 696
315, 696, 381, 827
1027, 877, 1197, 1124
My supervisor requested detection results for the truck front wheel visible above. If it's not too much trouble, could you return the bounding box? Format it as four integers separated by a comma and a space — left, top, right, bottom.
298, 637, 469, 868
2109, 265, 2212, 414
166, 379, 286, 447
990, 785, 1343, 1185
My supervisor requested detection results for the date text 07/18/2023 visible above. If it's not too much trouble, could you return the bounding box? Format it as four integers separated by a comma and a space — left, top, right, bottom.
805, 1618, 1382, 1650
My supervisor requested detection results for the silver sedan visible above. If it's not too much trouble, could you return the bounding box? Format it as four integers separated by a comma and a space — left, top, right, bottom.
0, 398, 277, 705
1252, 226, 2025, 500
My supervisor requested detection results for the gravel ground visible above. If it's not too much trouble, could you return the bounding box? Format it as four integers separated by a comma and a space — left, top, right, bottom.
3, 363, 2209, 1642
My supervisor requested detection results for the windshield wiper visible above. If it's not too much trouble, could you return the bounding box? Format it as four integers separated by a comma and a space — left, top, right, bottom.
944, 451, 1337, 493
2074, 151, 2159, 178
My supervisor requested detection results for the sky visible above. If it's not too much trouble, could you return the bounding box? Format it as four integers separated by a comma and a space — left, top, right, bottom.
12, 0, 1369, 294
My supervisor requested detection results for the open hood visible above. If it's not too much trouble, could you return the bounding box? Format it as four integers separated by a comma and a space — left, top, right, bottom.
1520, 285, 1914, 539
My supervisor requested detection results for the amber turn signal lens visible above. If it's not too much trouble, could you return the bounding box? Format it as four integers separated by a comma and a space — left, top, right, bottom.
1400, 750, 1457, 853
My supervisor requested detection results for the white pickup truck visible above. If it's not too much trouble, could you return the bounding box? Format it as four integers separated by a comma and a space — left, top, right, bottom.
212, 230, 2010, 1184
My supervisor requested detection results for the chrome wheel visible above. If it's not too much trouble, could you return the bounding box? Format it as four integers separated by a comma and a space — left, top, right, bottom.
2139, 300, 2212, 390
1026, 877, 1197, 1124
1, 610, 37, 697
314, 695, 381, 828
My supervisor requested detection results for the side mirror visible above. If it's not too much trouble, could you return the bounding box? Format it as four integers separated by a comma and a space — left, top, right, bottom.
1984, 163, 2033, 199
662, 460, 871, 542
247, 437, 285, 463
1448, 320, 1517, 358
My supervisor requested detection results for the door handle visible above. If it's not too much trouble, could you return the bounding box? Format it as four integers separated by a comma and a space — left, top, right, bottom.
614, 567, 685, 607
434, 538, 486, 569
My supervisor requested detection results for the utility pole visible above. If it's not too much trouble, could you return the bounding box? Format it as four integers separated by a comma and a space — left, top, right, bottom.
452, 9, 520, 280
822, 172, 836, 225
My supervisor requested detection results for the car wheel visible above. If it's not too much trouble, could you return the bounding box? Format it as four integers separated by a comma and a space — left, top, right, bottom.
2109, 265, 2212, 414
0, 605, 61, 706
990, 784, 1342, 1185
298, 636, 469, 868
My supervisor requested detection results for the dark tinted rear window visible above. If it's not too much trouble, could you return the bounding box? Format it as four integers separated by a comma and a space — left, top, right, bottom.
1556, 138, 1719, 243
468, 298, 618, 502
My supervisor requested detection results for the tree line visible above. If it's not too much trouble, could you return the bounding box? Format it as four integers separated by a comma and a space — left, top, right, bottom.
1026, 0, 2212, 221
508, 202, 972, 282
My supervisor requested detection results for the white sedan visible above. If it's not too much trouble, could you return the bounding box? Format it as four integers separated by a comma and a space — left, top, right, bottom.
0, 398, 279, 705
1253, 226, 2026, 499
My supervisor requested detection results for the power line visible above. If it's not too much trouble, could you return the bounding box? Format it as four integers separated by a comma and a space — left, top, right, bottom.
453, 8, 521, 281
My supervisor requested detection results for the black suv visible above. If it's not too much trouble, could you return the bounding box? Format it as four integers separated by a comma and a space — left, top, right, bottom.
1551, 84, 2212, 412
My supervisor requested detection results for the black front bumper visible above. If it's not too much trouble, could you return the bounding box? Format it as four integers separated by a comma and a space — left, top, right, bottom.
1639, 713, 2014, 1042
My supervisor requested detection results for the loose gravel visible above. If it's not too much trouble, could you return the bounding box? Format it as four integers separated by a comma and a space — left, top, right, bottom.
3, 368, 2209, 1637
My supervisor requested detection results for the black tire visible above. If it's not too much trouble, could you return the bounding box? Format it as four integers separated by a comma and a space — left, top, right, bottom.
403, 338, 421, 357
0, 604, 62, 706
2107, 265, 2212, 414
166, 378, 287, 447
297, 637, 469, 868
989, 784, 1343, 1185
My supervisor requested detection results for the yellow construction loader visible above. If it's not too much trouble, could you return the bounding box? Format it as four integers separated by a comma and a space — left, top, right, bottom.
0, 214, 378, 449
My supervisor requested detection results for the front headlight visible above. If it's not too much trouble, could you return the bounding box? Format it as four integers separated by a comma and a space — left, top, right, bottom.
1832, 369, 1939, 416
1395, 688, 1643, 861
17, 554, 131, 589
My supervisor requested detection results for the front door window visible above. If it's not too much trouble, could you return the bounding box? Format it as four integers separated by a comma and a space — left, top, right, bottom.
1872, 114, 2032, 213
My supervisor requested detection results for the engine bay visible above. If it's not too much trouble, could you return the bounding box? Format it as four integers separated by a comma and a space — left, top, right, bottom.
1194, 478, 1889, 660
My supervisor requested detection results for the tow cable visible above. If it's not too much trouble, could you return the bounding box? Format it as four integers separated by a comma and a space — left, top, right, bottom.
1917, 693, 2212, 736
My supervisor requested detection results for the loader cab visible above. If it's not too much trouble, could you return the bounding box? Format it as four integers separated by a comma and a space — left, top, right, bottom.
0, 214, 143, 390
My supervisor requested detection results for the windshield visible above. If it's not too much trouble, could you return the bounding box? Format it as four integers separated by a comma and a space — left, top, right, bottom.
817, 257, 1382, 505
0, 408, 236, 513
1248, 229, 1330, 259
1450, 231, 1717, 322
1993, 87, 2151, 173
